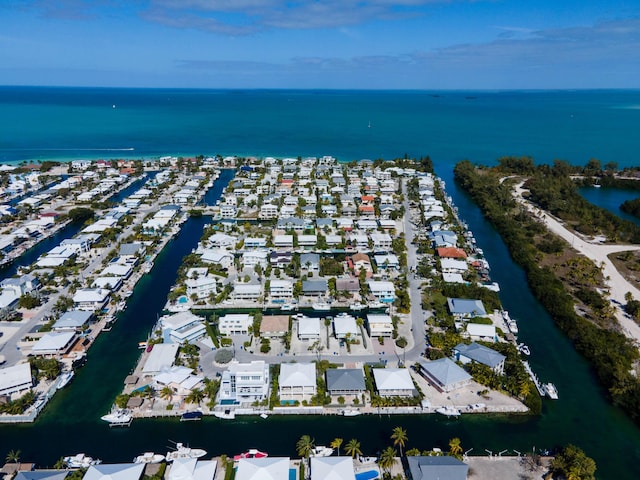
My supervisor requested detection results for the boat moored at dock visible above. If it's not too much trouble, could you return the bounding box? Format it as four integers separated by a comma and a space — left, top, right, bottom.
166, 443, 207, 462
134, 452, 165, 464
64, 454, 101, 468
100, 409, 132, 427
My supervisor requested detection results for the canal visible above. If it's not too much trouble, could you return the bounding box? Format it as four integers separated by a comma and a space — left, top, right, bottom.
0, 169, 639, 479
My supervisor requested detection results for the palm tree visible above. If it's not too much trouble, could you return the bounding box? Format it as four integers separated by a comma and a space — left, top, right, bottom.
185, 388, 205, 405
5, 449, 21, 464
448, 437, 463, 459
296, 435, 314, 459
330, 438, 343, 456
378, 446, 396, 475
345, 439, 362, 459
160, 386, 174, 403
391, 426, 408, 456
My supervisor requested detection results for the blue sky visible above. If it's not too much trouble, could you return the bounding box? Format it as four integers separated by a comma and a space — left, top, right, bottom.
1, 0, 639, 89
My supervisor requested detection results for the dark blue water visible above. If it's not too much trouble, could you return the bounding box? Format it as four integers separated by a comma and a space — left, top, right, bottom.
579, 187, 640, 226
1, 88, 640, 169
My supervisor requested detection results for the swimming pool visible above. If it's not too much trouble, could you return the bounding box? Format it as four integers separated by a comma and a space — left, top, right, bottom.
355, 470, 379, 480
289, 468, 297, 480
178, 296, 189, 304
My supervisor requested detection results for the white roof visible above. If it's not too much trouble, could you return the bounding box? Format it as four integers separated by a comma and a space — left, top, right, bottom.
101, 264, 133, 277
367, 314, 392, 325
168, 458, 217, 480
372, 368, 414, 391
440, 259, 468, 271
32, 331, 76, 352
73, 288, 109, 303
467, 323, 496, 338
333, 314, 358, 337
236, 457, 290, 480
298, 317, 321, 336
311, 457, 355, 480
142, 343, 180, 374
84, 463, 145, 480
162, 311, 203, 330
0, 363, 32, 392
279, 363, 316, 388
367, 281, 395, 292
442, 273, 465, 284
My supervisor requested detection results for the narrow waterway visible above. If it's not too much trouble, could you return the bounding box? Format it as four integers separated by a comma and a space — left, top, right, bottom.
0, 169, 639, 479
579, 186, 640, 226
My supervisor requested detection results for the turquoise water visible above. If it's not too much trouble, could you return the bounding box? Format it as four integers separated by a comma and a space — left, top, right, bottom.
1, 90, 640, 478
1, 87, 640, 168
178, 296, 188, 304
355, 470, 379, 480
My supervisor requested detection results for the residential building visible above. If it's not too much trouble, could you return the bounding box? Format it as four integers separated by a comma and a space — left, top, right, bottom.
447, 298, 487, 319
232, 283, 262, 301
367, 281, 396, 303
269, 280, 293, 299
219, 360, 270, 403
161, 311, 207, 345
0, 363, 33, 397
453, 342, 506, 375
367, 314, 393, 337
219, 313, 252, 335
297, 316, 321, 340
372, 368, 416, 397
72, 288, 110, 311
259, 315, 289, 339
407, 456, 469, 480
278, 363, 317, 401
326, 368, 366, 396
418, 358, 472, 393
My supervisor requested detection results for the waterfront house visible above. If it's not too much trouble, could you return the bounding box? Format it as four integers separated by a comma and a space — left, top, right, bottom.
372, 368, 417, 397
440, 258, 468, 274
437, 247, 467, 259
219, 360, 270, 403
446, 298, 487, 319
167, 458, 217, 480
453, 342, 506, 375
269, 280, 293, 299
160, 311, 207, 345
141, 343, 180, 376
270, 251, 293, 267
241, 250, 268, 268
31, 331, 76, 357
300, 253, 320, 271
0, 363, 33, 396
0, 274, 40, 297
310, 457, 355, 480
465, 323, 497, 342
83, 463, 145, 480
335, 277, 359, 294
52, 310, 92, 331
207, 233, 237, 249
407, 456, 469, 480
232, 283, 262, 301
218, 313, 252, 335
297, 234, 317, 249
367, 314, 394, 337
418, 358, 472, 393
101, 263, 133, 279
333, 313, 359, 340
72, 288, 110, 311
326, 368, 366, 396
244, 237, 268, 249
153, 366, 204, 396
185, 268, 217, 299
278, 362, 317, 401
367, 280, 396, 303
259, 315, 289, 339
273, 235, 294, 249
200, 249, 233, 270
297, 316, 321, 340
235, 458, 289, 480
302, 279, 328, 297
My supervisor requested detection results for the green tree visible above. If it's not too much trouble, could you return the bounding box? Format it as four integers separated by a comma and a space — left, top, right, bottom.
378, 446, 396, 475
345, 438, 362, 459
5, 449, 21, 464
185, 388, 205, 405
550, 445, 596, 480
391, 426, 408, 456
330, 438, 343, 456
160, 386, 173, 403
296, 435, 314, 459
448, 437, 463, 460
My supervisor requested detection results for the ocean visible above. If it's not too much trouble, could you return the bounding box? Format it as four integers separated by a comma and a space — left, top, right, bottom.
1, 87, 640, 169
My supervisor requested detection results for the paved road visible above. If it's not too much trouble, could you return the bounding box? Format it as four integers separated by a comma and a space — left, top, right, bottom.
513, 181, 640, 344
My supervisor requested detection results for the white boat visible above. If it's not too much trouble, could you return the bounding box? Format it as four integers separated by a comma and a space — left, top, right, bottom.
166, 443, 207, 462
518, 343, 531, 356
312, 302, 331, 311
342, 409, 361, 417
349, 303, 366, 311
281, 304, 296, 311
57, 371, 75, 390
64, 454, 101, 468
507, 319, 519, 335
233, 449, 268, 461
544, 383, 559, 400
213, 409, 235, 420
310, 446, 334, 457
367, 301, 385, 309
134, 452, 165, 464
101, 409, 132, 427
435, 406, 461, 417
259, 413, 269, 419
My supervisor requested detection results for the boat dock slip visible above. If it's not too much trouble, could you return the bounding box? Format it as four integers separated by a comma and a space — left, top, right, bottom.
522, 361, 546, 397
